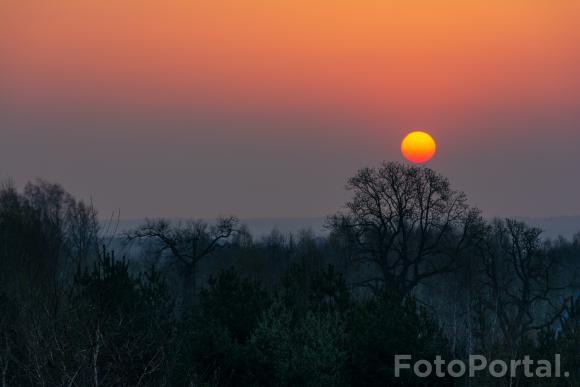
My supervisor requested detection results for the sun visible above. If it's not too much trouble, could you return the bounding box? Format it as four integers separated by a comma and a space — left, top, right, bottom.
401, 131, 437, 163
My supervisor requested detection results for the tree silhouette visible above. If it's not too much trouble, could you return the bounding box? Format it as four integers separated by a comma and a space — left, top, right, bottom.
328, 162, 481, 295
128, 216, 238, 312
474, 218, 571, 349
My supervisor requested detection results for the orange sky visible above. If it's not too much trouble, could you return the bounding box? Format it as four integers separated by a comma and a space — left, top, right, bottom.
1, 1, 580, 218
3, 0, 579, 118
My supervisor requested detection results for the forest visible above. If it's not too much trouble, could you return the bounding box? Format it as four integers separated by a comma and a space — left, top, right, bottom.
0, 162, 578, 386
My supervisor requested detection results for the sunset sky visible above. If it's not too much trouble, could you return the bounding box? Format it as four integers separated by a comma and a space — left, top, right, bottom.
2, 0, 579, 219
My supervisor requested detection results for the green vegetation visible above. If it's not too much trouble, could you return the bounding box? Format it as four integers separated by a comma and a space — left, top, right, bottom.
0, 163, 578, 386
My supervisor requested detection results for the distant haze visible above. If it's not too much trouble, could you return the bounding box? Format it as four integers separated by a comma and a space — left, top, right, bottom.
105, 216, 580, 241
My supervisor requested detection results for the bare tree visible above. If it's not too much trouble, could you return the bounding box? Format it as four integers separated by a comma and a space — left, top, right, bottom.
65, 198, 100, 270
328, 162, 481, 295
23, 179, 100, 276
127, 216, 238, 311
474, 219, 570, 349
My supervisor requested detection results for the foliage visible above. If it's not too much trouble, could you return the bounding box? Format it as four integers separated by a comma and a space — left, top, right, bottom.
347, 291, 454, 387
0, 164, 579, 386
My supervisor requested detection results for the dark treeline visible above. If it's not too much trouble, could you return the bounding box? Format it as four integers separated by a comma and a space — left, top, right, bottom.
0, 163, 578, 386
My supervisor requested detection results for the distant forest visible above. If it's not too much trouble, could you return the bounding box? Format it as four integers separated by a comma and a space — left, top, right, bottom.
0, 162, 578, 386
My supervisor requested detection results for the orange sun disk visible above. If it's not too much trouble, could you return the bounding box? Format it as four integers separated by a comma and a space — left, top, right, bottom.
401, 131, 437, 163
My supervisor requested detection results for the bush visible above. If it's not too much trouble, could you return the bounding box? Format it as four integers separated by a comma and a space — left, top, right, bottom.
249, 305, 348, 386
348, 291, 454, 387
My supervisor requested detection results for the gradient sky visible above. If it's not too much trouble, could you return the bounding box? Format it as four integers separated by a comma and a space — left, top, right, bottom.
1, 0, 579, 219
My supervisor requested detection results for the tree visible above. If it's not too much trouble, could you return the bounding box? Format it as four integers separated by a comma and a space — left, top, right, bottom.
473, 219, 570, 350
65, 247, 174, 386
0, 179, 99, 299
328, 162, 481, 295
199, 268, 271, 343
249, 306, 348, 387
348, 290, 453, 387
127, 216, 238, 312
282, 262, 350, 316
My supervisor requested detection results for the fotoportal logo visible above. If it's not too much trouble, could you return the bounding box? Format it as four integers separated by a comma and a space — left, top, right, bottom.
394, 354, 570, 379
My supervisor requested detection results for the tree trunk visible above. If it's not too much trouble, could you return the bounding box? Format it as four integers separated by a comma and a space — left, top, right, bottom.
180, 262, 197, 315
